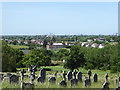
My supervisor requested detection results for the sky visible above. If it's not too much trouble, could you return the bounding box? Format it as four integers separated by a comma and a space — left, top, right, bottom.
2, 2, 118, 35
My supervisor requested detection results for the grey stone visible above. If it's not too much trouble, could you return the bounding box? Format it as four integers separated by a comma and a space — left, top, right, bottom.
77, 72, 82, 82
93, 73, 98, 82
9, 75, 19, 84
84, 77, 91, 87
101, 82, 109, 90
62, 71, 67, 81
73, 70, 77, 79
48, 77, 56, 83
59, 80, 67, 87
70, 78, 78, 86
67, 71, 72, 81
40, 68, 46, 80
37, 76, 45, 83
21, 82, 34, 90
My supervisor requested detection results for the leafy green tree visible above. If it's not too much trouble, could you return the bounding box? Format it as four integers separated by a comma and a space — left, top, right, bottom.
2, 41, 17, 72
43, 39, 47, 48
22, 48, 51, 67
64, 45, 85, 71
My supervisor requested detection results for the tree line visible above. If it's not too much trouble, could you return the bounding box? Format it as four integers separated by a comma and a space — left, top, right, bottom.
2, 41, 120, 73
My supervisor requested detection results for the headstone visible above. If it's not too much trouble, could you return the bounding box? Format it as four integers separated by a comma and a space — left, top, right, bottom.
84, 77, 91, 87
48, 77, 56, 83
101, 82, 109, 90
88, 70, 92, 79
0, 74, 4, 82
105, 73, 109, 81
54, 71, 58, 77
73, 70, 77, 79
40, 68, 46, 80
93, 73, 98, 82
77, 72, 82, 82
67, 71, 72, 81
59, 80, 67, 87
6, 73, 12, 77
30, 74, 35, 83
37, 76, 45, 83
70, 78, 78, 86
21, 82, 34, 90
9, 75, 19, 84
62, 71, 67, 81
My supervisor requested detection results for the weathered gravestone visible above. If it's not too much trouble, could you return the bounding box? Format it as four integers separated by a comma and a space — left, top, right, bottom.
88, 70, 92, 79
40, 68, 46, 80
37, 76, 45, 83
93, 73, 98, 82
101, 82, 109, 90
84, 77, 91, 87
70, 78, 78, 86
77, 72, 82, 82
105, 73, 109, 81
48, 77, 56, 83
21, 81, 34, 90
62, 71, 67, 81
67, 71, 72, 81
59, 80, 67, 87
0, 74, 4, 82
9, 75, 19, 84
73, 70, 77, 79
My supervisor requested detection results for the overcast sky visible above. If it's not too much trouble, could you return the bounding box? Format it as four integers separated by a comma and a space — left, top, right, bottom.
2, 2, 118, 35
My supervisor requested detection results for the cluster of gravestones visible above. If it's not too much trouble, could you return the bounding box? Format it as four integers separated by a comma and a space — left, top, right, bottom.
0, 66, 120, 90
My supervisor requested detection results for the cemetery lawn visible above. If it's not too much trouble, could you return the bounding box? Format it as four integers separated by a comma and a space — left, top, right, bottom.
1, 66, 119, 88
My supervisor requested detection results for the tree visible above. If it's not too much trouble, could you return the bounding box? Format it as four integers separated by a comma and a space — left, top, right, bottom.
57, 49, 69, 60
43, 39, 47, 48
64, 45, 85, 71
22, 48, 51, 67
2, 41, 17, 72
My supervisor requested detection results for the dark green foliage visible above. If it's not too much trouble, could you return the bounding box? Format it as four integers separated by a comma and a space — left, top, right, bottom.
2, 41, 17, 72
22, 48, 51, 67
64, 45, 85, 71
57, 49, 69, 61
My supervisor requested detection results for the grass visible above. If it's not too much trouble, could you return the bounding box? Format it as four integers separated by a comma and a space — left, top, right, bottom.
8, 44, 29, 49
2, 66, 120, 88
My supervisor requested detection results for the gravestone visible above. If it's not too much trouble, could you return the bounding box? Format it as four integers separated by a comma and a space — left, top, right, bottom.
62, 71, 67, 81
84, 77, 91, 87
59, 80, 67, 87
88, 70, 92, 79
40, 68, 46, 80
67, 71, 72, 81
21, 82, 34, 90
77, 72, 82, 82
93, 73, 98, 82
37, 76, 45, 83
9, 75, 19, 84
105, 73, 109, 81
70, 78, 78, 86
115, 87, 120, 90
101, 82, 109, 90
48, 77, 56, 83
73, 70, 77, 79
54, 71, 58, 77
0, 74, 4, 82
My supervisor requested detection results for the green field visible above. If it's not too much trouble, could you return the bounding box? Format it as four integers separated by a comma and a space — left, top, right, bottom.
1, 66, 120, 88
8, 44, 29, 49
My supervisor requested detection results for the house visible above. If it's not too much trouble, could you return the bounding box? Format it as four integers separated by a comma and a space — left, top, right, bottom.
46, 43, 64, 50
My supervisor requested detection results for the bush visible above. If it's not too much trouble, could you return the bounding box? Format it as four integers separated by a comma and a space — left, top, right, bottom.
110, 66, 117, 73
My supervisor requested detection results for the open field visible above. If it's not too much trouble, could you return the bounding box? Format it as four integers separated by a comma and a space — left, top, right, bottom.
1, 66, 120, 88
8, 44, 29, 49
